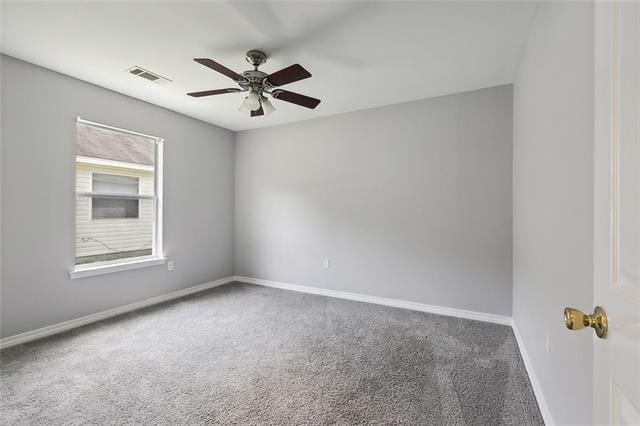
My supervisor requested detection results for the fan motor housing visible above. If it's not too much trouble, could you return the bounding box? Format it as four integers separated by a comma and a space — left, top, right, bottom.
241, 70, 268, 81
240, 69, 269, 93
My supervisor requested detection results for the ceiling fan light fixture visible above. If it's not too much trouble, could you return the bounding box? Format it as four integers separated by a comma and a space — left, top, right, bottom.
246, 90, 261, 111
238, 97, 253, 113
261, 97, 276, 115
239, 92, 261, 114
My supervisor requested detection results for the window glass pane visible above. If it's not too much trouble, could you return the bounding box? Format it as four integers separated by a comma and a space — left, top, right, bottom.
75, 121, 157, 266
93, 173, 138, 194
92, 198, 139, 219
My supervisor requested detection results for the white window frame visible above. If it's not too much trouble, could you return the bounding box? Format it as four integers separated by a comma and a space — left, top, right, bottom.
70, 117, 165, 279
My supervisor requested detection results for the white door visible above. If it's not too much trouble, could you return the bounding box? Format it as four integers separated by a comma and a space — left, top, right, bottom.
593, 2, 640, 424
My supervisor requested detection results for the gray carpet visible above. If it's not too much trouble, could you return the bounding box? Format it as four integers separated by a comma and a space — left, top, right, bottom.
1, 282, 543, 425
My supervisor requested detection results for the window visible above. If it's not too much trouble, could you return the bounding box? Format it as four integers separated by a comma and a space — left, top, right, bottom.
93, 173, 139, 194
92, 197, 139, 219
73, 118, 163, 273
91, 174, 140, 219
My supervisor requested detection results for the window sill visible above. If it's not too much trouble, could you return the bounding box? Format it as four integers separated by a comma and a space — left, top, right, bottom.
69, 257, 167, 279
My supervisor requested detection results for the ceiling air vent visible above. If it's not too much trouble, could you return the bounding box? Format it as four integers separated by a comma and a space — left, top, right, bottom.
126, 66, 172, 85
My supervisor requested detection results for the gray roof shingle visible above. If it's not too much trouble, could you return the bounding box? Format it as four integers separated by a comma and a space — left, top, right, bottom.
76, 122, 155, 165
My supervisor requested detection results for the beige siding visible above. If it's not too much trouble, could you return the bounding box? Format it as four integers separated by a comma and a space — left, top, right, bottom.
75, 162, 154, 258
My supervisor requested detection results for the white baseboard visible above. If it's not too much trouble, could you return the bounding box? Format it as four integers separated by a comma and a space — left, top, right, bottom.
234, 276, 512, 326
512, 321, 554, 426
0, 276, 235, 350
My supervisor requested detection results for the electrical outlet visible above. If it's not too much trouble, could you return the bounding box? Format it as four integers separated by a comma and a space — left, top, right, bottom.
545, 333, 550, 358
323, 258, 330, 269
167, 260, 175, 271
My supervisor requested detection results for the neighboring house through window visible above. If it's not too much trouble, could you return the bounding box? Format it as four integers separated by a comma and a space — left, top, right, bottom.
92, 174, 140, 219
74, 118, 163, 268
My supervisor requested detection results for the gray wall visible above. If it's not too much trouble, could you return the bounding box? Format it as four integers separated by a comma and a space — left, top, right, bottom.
1, 55, 235, 338
235, 86, 513, 316
512, 3, 594, 424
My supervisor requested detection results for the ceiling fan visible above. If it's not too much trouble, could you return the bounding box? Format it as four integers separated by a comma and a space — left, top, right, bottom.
187, 50, 321, 117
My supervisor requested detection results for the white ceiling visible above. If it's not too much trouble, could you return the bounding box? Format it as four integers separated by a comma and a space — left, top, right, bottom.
1, 1, 537, 132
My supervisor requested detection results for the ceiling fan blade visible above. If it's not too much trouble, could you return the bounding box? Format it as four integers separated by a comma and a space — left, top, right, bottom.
271, 90, 321, 109
187, 88, 242, 97
251, 106, 265, 117
194, 58, 246, 82
266, 64, 311, 87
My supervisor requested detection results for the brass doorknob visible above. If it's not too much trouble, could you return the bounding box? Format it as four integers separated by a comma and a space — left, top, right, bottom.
564, 306, 608, 338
